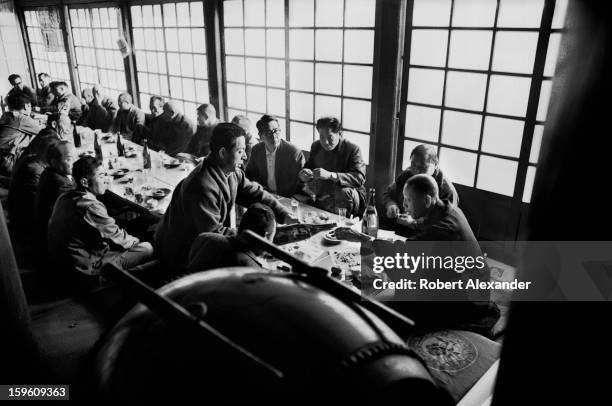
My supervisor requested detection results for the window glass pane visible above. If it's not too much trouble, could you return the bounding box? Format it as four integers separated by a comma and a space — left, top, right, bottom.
403, 140, 438, 169
290, 92, 313, 122
289, 0, 314, 27
246, 85, 267, 113
267, 0, 285, 27
164, 3, 177, 26
482, 116, 524, 158
290, 121, 316, 151
476, 156, 518, 196
245, 0, 265, 26
530, 125, 544, 164
268, 88, 286, 117
412, 0, 451, 27
179, 28, 193, 52
445, 71, 487, 111
168, 53, 181, 75
404, 105, 440, 142
245, 57, 266, 85
131, 6, 142, 27
492, 32, 538, 74
315, 63, 342, 95
290, 29, 314, 59
224, 0, 243, 26
410, 29, 448, 67
487, 75, 531, 117
552, 0, 568, 29
227, 83, 246, 109
343, 65, 372, 99
344, 131, 370, 164
544, 33, 562, 77
196, 79, 209, 101
190, 2, 204, 26
344, 30, 374, 64
153, 5, 163, 26
523, 166, 536, 203
224, 29, 244, 54
537, 80, 552, 122
345, 0, 375, 27
342, 99, 371, 133
439, 147, 477, 187
289, 61, 314, 91
166, 28, 179, 51
407, 68, 445, 105
315, 30, 343, 62
441, 111, 481, 150
452, 0, 497, 27
316, 0, 343, 27
448, 30, 492, 70
267, 59, 285, 87
245, 29, 266, 56
267, 29, 285, 58
192, 28, 206, 53
169, 76, 183, 98
497, 0, 544, 28
315, 95, 342, 122
183, 77, 196, 101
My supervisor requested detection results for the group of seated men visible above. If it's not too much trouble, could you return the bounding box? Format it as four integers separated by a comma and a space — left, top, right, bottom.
2, 72, 498, 331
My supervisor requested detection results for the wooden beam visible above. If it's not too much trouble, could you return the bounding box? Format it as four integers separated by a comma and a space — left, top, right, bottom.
204, 0, 225, 117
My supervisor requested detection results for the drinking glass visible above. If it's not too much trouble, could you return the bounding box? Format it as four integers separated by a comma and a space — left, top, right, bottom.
337, 208, 347, 226
290, 199, 299, 217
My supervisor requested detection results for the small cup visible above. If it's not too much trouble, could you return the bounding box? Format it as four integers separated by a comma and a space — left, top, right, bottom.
337, 208, 347, 226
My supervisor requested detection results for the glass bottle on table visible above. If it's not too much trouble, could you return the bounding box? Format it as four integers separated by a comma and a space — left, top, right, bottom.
361, 188, 379, 238
142, 139, 151, 170
116, 132, 124, 157
72, 121, 81, 148
94, 130, 103, 162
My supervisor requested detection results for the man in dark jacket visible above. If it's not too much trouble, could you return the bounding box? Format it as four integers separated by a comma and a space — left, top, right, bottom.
383, 144, 458, 220
149, 101, 195, 156
187, 103, 219, 157
82, 85, 116, 132
7, 132, 59, 243
34, 140, 76, 251
48, 156, 153, 286
187, 202, 276, 274
44, 81, 82, 122
36, 73, 54, 110
6, 74, 37, 106
112, 92, 146, 142
298, 116, 366, 216
246, 114, 305, 197
155, 123, 294, 274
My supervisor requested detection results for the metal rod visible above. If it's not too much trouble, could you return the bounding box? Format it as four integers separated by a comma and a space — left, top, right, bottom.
102, 263, 284, 379
240, 230, 415, 334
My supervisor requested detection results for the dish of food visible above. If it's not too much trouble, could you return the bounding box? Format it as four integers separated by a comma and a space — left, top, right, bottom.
109, 168, 129, 178
101, 134, 115, 143
124, 151, 137, 158
329, 250, 361, 271
150, 187, 171, 199
323, 229, 342, 245
163, 159, 181, 168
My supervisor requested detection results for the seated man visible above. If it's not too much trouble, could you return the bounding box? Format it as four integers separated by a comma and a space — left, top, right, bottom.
0, 94, 43, 177
336, 174, 499, 333
34, 140, 77, 250
149, 101, 195, 156
298, 116, 366, 216
111, 92, 146, 142
81, 85, 116, 132
48, 156, 153, 286
187, 202, 276, 274
7, 133, 59, 243
6, 74, 37, 107
246, 114, 305, 197
36, 72, 54, 110
145, 95, 164, 127
383, 144, 458, 227
46, 81, 82, 122
187, 103, 220, 157
231, 115, 258, 164
142, 95, 164, 146
155, 122, 294, 274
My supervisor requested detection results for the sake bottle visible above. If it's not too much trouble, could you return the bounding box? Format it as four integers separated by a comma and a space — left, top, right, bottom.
94, 131, 103, 162
116, 132, 124, 157
142, 139, 151, 169
361, 188, 379, 238
72, 121, 81, 148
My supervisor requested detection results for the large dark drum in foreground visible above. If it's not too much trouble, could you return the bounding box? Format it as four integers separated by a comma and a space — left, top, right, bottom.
93, 267, 450, 404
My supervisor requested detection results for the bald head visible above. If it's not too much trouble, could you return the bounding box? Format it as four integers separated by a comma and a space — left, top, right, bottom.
92, 84, 105, 99
47, 140, 77, 175
163, 100, 181, 117
403, 174, 440, 218
118, 92, 133, 111
197, 103, 217, 126
82, 88, 94, 105
231, 115, 252, 136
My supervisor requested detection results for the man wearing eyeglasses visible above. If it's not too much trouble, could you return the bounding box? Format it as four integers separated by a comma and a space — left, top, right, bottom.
382, 144, 458, 231
6, 74, 37, 107
246, 114, 305, 198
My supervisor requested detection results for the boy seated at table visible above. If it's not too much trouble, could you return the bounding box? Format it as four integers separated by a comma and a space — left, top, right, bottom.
186, 203, 276, 274
48, 156, 153, 292
298, 116, 366, 217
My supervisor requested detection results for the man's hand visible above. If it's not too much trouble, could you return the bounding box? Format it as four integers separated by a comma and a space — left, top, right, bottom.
298, 168, 314, 182
386, 204, 400, 219
283, 213, 300, 225
396, 214, 417, 227
313, 168, 333, 180
335, 227, 371, 243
